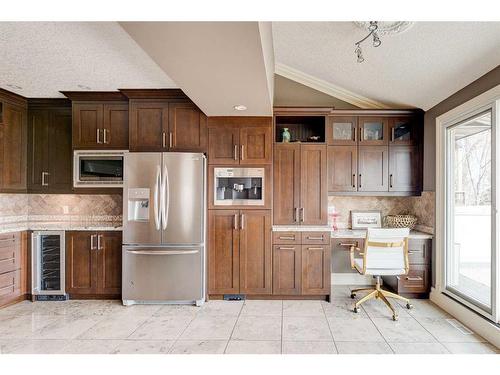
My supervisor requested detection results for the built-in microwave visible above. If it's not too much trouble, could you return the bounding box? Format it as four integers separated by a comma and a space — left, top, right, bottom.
214, 167, 265, 206
74, 150, 126, 188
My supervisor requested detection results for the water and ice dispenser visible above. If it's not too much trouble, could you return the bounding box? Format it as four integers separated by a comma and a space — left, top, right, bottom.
128, 188, 151, 221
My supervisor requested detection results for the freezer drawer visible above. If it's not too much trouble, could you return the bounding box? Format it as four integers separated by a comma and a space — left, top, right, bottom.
122, 246, 204, 304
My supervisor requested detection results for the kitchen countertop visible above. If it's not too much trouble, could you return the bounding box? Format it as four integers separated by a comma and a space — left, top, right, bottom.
0, 222, 122, 234
272, 225, 433, 239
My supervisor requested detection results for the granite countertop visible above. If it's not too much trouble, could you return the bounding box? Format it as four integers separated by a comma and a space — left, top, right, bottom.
272, 225, 332, 232
272, 225, 433, 239
0, 222, 122, 234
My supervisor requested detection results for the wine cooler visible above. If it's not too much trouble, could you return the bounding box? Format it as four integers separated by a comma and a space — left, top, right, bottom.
32, 231, 67, 300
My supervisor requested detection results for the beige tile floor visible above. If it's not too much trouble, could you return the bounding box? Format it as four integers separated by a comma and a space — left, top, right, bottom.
0, 286, 498, 354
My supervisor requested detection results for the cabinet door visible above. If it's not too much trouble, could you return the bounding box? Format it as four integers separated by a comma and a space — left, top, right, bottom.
273, 245, 301, 295
208, 126, 239, 164
389, 145, 419, 192
65, 231, 96, 295
389, 116, 414, 145
129, 101, 169, 152
48, 109, 72, 193
208, 210, 240, 294
359, 117, 388, 145
239, 126, 272, 164
96, 231, 122, 296
28, 109, 50, 191
273, 144, 301, 225
327, 146, 357, 192
168, 102, 207, 152
72, 103, 103, 148
103, 103, 129, 149
358, 146, 389, 192
0, 102, 27, 192
239, 210, 272, 295
301, 245, 331, 295
300, 144, 328, 225
327, 116, 357, 145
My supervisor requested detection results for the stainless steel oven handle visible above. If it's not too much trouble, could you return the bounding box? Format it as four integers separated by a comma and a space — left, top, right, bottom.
154, 165, 161, 230
127, 250, 199, 255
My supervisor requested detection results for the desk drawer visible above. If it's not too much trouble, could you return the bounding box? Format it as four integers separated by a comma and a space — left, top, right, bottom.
272, 232, 301, 245
397, 265, 429, 294
301, 232, 330, 245
407, 239, 431, 265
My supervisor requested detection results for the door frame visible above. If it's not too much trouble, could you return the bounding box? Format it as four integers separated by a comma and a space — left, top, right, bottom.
435, 84, 500, 324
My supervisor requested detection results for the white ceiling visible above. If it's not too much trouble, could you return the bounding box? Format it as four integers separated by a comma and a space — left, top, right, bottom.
272, 22, 500, 110
0, 22, 177, 97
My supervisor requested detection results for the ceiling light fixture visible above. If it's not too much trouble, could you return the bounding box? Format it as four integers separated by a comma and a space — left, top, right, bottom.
233, 105, 247, 111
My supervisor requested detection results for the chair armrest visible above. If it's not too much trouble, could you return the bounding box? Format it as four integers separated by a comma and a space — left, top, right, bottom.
349, 246, 361, 269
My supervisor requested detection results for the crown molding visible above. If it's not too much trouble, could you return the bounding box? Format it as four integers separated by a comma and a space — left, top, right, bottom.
275, 63, 389, 109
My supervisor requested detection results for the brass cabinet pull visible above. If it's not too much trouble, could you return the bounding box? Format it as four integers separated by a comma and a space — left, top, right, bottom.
339, 242, 358, 247
96, 128, 102, 144
169, 132, 173, 148
306, 247, 324, 250
240, 213, 245, 230
278, 247, 295, 250
240, 145, 244, 161
307, 236, 324, 240
41, 172, 49, 186
234, 145, 238, 160
279, 236, 295, 240
233, 214, 238, 230
162, 132, 167, 148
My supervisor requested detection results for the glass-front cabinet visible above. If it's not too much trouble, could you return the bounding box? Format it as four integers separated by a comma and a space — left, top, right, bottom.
358, 117, 388, 145
327, 116, 357, 145
389, 116, 414, 144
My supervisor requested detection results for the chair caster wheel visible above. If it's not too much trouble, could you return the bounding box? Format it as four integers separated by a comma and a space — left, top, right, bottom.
350, 293, 356, 299
392, 315, 398, 321
406, 303, 413, 310
353, 307, 359, 313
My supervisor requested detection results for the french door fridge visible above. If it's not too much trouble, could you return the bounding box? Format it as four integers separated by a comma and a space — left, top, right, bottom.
122, 152, 206, 306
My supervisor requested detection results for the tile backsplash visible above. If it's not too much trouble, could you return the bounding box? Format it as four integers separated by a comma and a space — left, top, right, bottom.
328, 191, 435, 233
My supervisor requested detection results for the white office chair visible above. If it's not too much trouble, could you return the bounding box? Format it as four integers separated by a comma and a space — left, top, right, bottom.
349, 228, 413, 320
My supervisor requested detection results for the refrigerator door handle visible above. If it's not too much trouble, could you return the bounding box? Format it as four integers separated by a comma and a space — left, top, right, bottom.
126, 249, 199, 255
161, 165, 170, 230
154, 165, 161, 230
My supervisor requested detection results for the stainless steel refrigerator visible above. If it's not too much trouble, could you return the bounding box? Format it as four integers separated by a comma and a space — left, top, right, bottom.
122, 152, 206, 306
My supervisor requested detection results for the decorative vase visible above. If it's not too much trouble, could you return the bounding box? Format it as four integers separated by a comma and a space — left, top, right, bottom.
282, 128, 291, 143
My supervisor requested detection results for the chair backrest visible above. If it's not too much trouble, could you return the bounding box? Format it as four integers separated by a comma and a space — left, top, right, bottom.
363, 228, 410, 273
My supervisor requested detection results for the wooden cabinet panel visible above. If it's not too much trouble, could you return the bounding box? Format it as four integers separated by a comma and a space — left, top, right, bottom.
272, 231, 300, 245
301, 245, 331, 295
407, 239, 431, 265
168, 102, 207, 152
48, 109, 72, 192
0, 236, 21, 275
65, 231, 95, 295
273, 144, 301, 225
239, 210, 272, 295
28, 109, 50, 190
358, 146, 389, 192
327, 116, 357, 145
103, 103, 129, 149
389, 145, 419, 192
96, 231, 122, 295
240, 126, 272, 164
0, 102, 27, 192
0, 270, 21, 301
72, 103, 103, 148
0, 231, 28, 307
208, 210, 240, 294
300, 144, 327, 225
397, 265, 430, 294
129, 101, 169, 152
389, 116, 415, 145
358, 117, 388, 145
301, 232, 330, 245
208, 126, 239, 164
327, 146, 357, 192
273, 245, 301, 295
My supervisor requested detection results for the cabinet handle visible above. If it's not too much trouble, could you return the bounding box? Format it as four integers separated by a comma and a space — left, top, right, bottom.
391, 128, 395, 142
359, 174, 362, 188
240, 145, 244, 161
233, 214, 238, 230
234, 145, 238, 161
278, 247, 295, 250
352, 174, 356, 188
339, 242, 358, 247
103, 129, 108, 144
240, 213, 245, 230
390, 174, 393, 188
405, 276, 423, 281
306, 247, 324, 250
279, 236, 295, 240
97, 235, 103, 250
300, 208, 304, 222
408, 250, 420, 254
169, 132, 173, 148
41, 172, 49, 186
307, 236, 324, 240
90, 234, 96, 250
294, 207, 299, 223
96, 129, 102, 144
353, 126, 356, 141
162, 132, 167, 148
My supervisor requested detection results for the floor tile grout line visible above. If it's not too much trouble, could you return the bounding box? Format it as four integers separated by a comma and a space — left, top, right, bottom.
321, 300, 338, 354
223, 301, 244, 354
406, 311, 452, 352
280, 300, 283, 354
167, 308, 201, 353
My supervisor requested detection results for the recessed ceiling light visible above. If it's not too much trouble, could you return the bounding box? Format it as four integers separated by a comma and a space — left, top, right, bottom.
77, 84, 92, 90
233, 105, 247, 111
6, 84, 22, 90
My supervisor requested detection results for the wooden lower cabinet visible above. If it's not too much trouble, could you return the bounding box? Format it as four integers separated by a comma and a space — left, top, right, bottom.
301, 245, 331, 295
273, 245, 301, 295
65, 231, 122, 298
0, 231, 29, 308
208, 209, 271, 296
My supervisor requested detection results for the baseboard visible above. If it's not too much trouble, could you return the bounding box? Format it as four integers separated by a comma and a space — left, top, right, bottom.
430, 288, 500, 349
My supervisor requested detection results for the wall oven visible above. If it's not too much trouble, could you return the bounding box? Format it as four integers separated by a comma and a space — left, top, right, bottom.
74, 150, 125, 188
213, 167, 265, 206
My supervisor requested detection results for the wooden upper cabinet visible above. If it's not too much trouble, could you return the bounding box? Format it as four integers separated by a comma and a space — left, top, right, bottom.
327, 116, 357, 145
327, 145, 357, 192
300, 144, 327, 225
65, 231, 95, 295
129, 101, 169, 152
239, 210, 272, 295
273, 244, 301, 295
103, 103, 129, 149
389, 145, 419, 192
208, 126, 239, 165
28, 109, 50, 190
208, 210, 240, 294
273, 144, 301, 225
239, 126, 272, 164
96, 231, 122, 295
72, 103, 103, 148
301, 245, 331, 295
358, 117, 389, 145
168, 102, 207, 152
0, 101, 27, 192
358, 146, 389, 192
389, 116, 415, 145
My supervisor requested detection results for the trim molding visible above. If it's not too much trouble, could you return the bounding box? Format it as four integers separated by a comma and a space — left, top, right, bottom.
275, 63, 389, 109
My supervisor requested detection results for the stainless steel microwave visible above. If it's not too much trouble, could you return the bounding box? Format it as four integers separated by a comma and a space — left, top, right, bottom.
74, 150, 126, 188
214, 167, 265, 206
